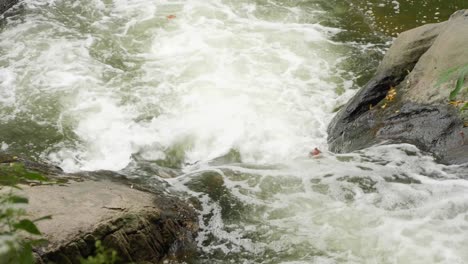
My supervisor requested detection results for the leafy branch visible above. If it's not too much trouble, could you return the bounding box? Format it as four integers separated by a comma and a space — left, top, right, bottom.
0, 160, 120, 263
80, 240, 118, 264
0, 160, 51, 263
0, 192, 50, 263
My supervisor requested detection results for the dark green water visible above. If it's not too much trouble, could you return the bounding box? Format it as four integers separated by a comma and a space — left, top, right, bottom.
348, 0, 467, 35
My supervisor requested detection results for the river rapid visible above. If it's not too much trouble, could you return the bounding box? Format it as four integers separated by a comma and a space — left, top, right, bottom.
1, 0, 467, 263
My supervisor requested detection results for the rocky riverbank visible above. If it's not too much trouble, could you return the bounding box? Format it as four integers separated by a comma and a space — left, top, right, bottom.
0, 154, 198, 263
328, 9, 468, 164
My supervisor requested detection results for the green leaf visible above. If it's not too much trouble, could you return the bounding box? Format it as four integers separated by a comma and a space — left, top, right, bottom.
28, 238, 48, 247
7, 195, 28, 204
461, 103, 468, 111
0, 174, 20, 186
20, 171, 48, 182
17, 243, 34, 264
13, 220, 41, 235
449, 71, 467, 101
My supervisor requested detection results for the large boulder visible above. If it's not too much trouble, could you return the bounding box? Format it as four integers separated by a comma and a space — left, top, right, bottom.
0, 155, 198, 263
328, 10, 468, 164
31, 179, 198, 264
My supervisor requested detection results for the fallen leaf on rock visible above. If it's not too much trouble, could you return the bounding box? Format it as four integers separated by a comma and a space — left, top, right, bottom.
385, 87, 397, 102
167, 15, 176, 20
449, 100, 466, 107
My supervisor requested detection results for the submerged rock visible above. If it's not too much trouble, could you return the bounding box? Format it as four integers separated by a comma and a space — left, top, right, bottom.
0, 155, 198, 263
328, 10, 468, 164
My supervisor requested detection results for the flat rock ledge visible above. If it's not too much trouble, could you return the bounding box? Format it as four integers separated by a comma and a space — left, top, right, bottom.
31, 181, 198, 264
328, 10, 468, 164
0, 155, 198, 264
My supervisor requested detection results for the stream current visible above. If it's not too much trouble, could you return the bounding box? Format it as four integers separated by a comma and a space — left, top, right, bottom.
1, 0, 467, 263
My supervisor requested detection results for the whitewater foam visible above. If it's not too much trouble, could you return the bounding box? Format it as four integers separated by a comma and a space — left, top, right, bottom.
0, 0, 353, 171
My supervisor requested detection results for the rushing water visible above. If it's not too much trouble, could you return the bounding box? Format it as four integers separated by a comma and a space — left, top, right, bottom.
1, 0, 468, 263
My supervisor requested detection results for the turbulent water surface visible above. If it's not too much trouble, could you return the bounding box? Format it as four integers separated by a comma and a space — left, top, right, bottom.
1, 0, 468, 263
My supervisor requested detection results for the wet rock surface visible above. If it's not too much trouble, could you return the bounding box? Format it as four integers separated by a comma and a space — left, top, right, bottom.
328, 10, 468, 164
0, 154, 198, 264
0, 0, 17, 14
